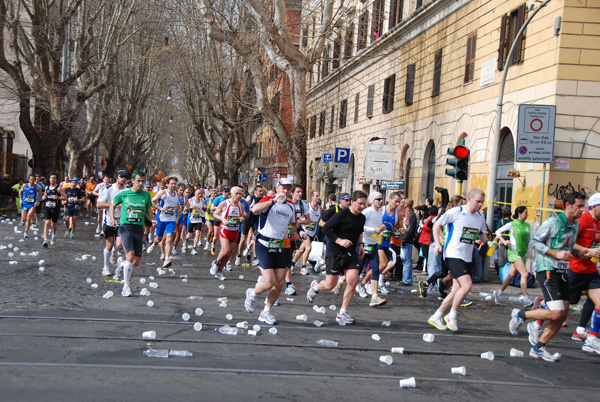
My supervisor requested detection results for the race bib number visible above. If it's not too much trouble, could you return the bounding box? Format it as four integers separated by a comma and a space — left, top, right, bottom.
46, 201, 56, 208
193, 213, 203, 219
364, 244, 375, 254
460, 227, 478, 244
126, 207, 143, 224
393, 229, 401, 239
67, 197, 76, 203
227, 217, 240, 228
307, 222, 316, 231
24, 196, 35, 203
381, 230, 391, 241
287, 225, 293, 238
267, 240, 283, 249
164, 207, 176, 216
556, 260, 569, 271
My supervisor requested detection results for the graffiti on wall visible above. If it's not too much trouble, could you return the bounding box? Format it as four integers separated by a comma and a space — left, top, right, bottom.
547, 181, 597, 200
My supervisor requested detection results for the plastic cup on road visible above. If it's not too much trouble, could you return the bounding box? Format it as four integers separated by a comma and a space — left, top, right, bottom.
329, 305, 336, 310
239, 275, 244, 280
247, 330, 257, 336
399, 377, 416, 388
382, 321, 391, 327
313, 320, 324, 327
268, 327, 277, 335
142, 330, 156, 339
391, 347, 405, 354
296, 314, 307, 321
423, 333, 435, 343
102, 291, 113, 299
219, 284, 225, 290
140, 278, 147, 284
182, 313, 190, 321
379, 355, 393, 365
195, 308, 203, 316
253, 324, 261, 332
38, 259, 45, 266
372, 334, 381, 341
90, 283, 98, 289
236, 321, 249, 329
86, 278, 92, 284
226, 314, 233, 320
147, 300, 154, 307
193, 322, 203, 331
509, 348, 524, 357
39, 266, 45, 272
451, 366, 467, 376
480, 351, 495, 361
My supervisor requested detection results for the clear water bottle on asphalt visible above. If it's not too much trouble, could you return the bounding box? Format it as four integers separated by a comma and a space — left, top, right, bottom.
143, 349, 169, 358
169, 350, 193, 357
316, 339, 338, 347
215, 325, 239, 335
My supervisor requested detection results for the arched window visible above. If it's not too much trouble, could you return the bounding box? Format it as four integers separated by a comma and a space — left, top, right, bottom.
425, 143, 436, 199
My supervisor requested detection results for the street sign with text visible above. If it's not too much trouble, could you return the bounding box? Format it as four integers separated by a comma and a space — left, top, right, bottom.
516, 104, 556, 163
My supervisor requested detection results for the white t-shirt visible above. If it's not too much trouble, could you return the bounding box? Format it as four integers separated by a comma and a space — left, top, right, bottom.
362, 207, 383, 245
302, 203, 321, 237
257, 197, 296, 239
99, 184, 128, 225
439, 206, 487, 262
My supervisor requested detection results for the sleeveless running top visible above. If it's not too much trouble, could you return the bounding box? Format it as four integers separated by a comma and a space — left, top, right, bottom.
189, 197, 205, 223
45, 185, 60, 209
220, 200, 243, 231
379, 205, 397, 248
160, 190, 179, 222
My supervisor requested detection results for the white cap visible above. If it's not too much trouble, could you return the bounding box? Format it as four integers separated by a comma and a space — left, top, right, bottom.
588, 193, 600, 209
278, 178, 292, 187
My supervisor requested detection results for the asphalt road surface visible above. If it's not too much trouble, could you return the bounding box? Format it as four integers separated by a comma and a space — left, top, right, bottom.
0, 213, 598, 401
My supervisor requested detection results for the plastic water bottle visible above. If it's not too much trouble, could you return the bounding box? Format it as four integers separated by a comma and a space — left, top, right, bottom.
143, 349, 169, 358
316, 339, 338, 347
487, 238, 498, 257
169, 350, 193, 357
215, 325, 238, 335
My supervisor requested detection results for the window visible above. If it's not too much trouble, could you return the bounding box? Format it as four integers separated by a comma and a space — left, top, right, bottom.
382, 74, 395, 113
464, 32, 477, 83
330, 105, 335, 132
319, 111, 326, 137
271, 92, 281, 115
371, 0, 385, 41
357, 11, 369, 51
309, 115, 317, 139
388, 0, 404, 30
416, 0, 423, 10
301, 26, 308, 49
339, 99, 348, 128
405, 64, 415, 105
498, 4, 526, 71
354, 93, 360, 123
366, 84, 375, 118
344, 23, 354, 60
332, 37, 341, 69
432, 49, 442, 97
309, 66, 313, 87
321, 45, 330, 78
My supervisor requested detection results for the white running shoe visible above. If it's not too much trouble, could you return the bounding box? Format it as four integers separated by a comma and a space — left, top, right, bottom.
307, 280, 319, 303
356, 283, 368, 298
160, 253, 165, 260
180, 246, 186, 254
251, 258, 259, 266
23, 232, 28, 239
171, 247, 177, 255
427, 315, 447, 331
204, 243, 210, 251
527, 321, 543, 346
235, 256, 241, 266
493, 290, 502, 305
190, 249, 198, 255
300, 267, 309, 275
42, 238, 48, 248
210, 260, 219, 276
121, 286, 132, 297
378, 284, 390, 295
225, 261, 233, 271
369, 295, 387, 307
245, 288, 256, 313
509, 309, 524, 335
242, 246, 251, 257
582, 338, 600, 355
336, 312, 355, 325
64, 230, 70, 237
365, 282, 373, 296
146, 243, 155, 254
529, 346, 560, 362
285, 284, 297, 295
96, 226, 101, 234
162, 260, 172, 268
214, 271, 226, 281
110, 252, 117, 265
51, 235, 55, 245
101, 266, 111, 277
444, 315, 458, 331
258, 311, 277, 325
70, 232, 74, 239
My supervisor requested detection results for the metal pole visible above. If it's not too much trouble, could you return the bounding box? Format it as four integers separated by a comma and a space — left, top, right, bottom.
539, 163, 547, 224
457, 181, 463, 197
486, 0, 552, 232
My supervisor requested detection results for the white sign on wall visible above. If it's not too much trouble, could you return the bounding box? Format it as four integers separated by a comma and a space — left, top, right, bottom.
516, 104, 556, 163
364, 144, 394, 181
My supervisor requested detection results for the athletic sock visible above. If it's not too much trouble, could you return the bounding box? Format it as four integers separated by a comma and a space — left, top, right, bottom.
263, 306, 271, 314
497, 289, 503, 296
589, 308, 600, 338
448, 309, 458, 319
534, 341, 546, 349
432, 310, 443, 320
103, 248, 111, 268
286, 281, 291, 287
251, 290, 258, 297
340, 308, 347, 315
579, 297, 595, 328
122, 261, 133, 285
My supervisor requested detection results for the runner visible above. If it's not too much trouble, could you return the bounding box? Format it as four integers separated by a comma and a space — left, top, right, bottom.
97, 170, 128, 277
492, 206, 534, 308
85, 176, 98, 219
210, 187, 231, 255
19, 175, 42, 238
236, 185, 264, 265
93, 176, 111, 235
34, 175, 46, 225
41, 173, 66, 247
427, 188, 489, 332
187, 188, 206, 255
400, 199, 418, 286
204, 189, 218, 253
147, 177, 179, 267
508, 192, 587, 362
173, 183, 190, 254
109, 170, 154, 297
63, 177, 85, 238
374, 192, 402, 295
210, 186, 247, 280
291, 190, 321, 275
243, 178, 297, 325
306, 190, 368, 325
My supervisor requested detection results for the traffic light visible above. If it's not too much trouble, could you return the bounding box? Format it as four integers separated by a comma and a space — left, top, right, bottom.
445, 145, 469, 181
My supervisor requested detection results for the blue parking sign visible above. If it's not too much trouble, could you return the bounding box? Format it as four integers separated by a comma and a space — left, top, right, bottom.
335, 147, 350, 163
323, 153, 332, 163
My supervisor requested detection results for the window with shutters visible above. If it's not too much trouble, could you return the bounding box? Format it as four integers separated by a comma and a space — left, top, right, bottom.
388, 0, 404, 30
332, 37, 341, 69
357, 11, 369, 51
464, 32, 477, 84
498, 4, 526, 71
382, 74, 395, 113
344, 23, 355, 60
339, 99, 348, 128
309, 115, 317, 139
405, 64, 415, 105
371, 0, 385, 41
366, 84, 375, 118
321, 45, 330, 78
330, 105, 335, 132
354, 93, 360, 123
432, 49, 442, 97
319, 111, 326, 137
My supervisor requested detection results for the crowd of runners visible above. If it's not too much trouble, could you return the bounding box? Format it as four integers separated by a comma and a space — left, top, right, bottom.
13, 169, 600, 362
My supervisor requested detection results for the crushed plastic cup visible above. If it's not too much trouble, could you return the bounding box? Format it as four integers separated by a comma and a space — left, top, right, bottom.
182, 313, 191, 321
38, 266, 45, 272
91, 256, 97, 261
480, 351, 495, 361
313, 320, 324, 327
149, 282, 158, 288
149, 276, 155, 280
225, 314, 233, 320
411, 289, 417, 293
182, 278, 188, 283
485, 295, 493, 301
248, 330, 257, 336
8, 260, 17, 265
236, 321, 249, 329
193, 322, 203, 331
423, 333, 435, 343
253, 324, 261, 332
329, 305, 336, 310
7, 252, 14, 257
372, 334, 381, 341
142, 330, 157, 339
239, 275, 244, 280
379, 355, 393, 365
391, 347, 405, 354
195, 308, 203, 316
139, 288, 150, 296
286, 298, 294, 302
268, 327, 277, 335
90, 283, 98, 289
219, 302, 228, 308
510, 348, 524, 357
219, 284, 225, 290
82, 255, 88, 260
313, 305, 320, 311
399, 377, 416, 388
140, 278, 147, 284
451, 366, 467, 376
147, 300, 154, 307
296, 314, 307, 321
316, 306, 326, 314
382, 321, 391, 327
217, 297, 228, 302
102, 291, 113, 299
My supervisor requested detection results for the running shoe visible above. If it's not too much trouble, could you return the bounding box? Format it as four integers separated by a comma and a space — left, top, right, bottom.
333, 278, 344, 295
162, 260, 172, 268
365, 282, 373, 296
159, 253, 165, 260
523, 296, 534, 309
204, 243, 210, 251
527, 321, 543, 346
171, 247, 177, 255
42, 238, 48, 248
493, 290, 502, 305
369, 295, 387, 307
258, 311, 277, 325
307, 280, 319, 303
235, 256, 241, 266
428, 315, 447, 331
285, 284, 297, 295
190, 249, 198, 255
146, 243, 155, 254
251, 258, 259, 267
300, 267, 309, 275
533, 297, 546, 310
180, 246, 186, 254
23, 232, 28, 239
121, 285, 132, 297
96, 226, 101, 234
418, 281, 428, 298
70, 232, 75, 239
51, 235, 55, 245
336, 312, 355, 325
102, 266, 111, 277
444, 315, 458, 331
210, 260, 218, 276
356, 283, 368, 298
572, 329, 588, 341
214, 271, 226, 281
211, 245, 216, 255
378, 283, 390, 295
437, 278, 447, 297
244, 288, 256, 313
225, 261, 233, 271
256, 275, 264, 284
460, 300, 473, 307
242, 246, 251, 257
529, 346, 560, 362
582, 338, 600, 355
509, 308, 524, 336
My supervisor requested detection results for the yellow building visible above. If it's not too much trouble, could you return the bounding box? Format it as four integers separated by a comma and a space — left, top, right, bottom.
306, 0, 600, 218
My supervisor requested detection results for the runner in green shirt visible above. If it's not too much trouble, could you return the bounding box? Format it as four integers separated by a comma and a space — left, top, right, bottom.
109, 170, 154, 297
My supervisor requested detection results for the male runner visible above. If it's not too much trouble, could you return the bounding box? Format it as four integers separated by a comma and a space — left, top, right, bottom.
85, 176, 98, 219
358, 192, 386, 305
97, 170, 128, 277
187, 188, 206, 255
109, 170, 154, 297
93, 175, 111, 235
147, 177, 179, 268
19, 175, 41, 238
204, 189, 218, 253
42, 173, 66, 247
292, 190, 321, 275
63, 177, 85, 238
236, 185, 264, 265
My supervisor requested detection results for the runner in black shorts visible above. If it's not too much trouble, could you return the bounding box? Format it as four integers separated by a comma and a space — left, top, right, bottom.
42, 173, 66, 247
306, 190, 367, 325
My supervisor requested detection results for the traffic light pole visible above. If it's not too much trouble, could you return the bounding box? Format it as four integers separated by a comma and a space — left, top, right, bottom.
457, 181, 463, 197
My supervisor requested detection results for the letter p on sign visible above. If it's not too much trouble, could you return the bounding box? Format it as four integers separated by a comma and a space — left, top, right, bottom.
335, 147, 350, 164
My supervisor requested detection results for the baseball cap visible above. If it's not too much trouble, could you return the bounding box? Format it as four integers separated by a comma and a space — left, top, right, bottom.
588, 193, 600, 209
278, 178, 292, 187
144, 181, 151, 187
221, 187, 230, 192
116, 169, 128, 177
71, 177, 79, 182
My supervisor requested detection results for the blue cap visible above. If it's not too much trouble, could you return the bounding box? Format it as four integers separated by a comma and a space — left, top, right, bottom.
71, 177, 79, 182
